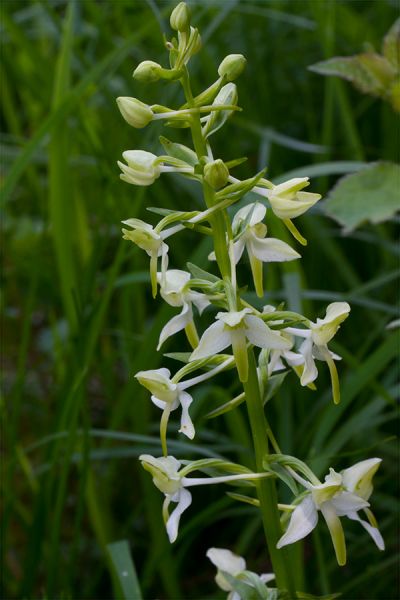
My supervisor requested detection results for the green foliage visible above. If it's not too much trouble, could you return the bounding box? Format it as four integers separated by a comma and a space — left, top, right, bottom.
324, 162, 400, 231
2, 1, 398, 599
107, 540, 143, 600
309, 19, 400, 111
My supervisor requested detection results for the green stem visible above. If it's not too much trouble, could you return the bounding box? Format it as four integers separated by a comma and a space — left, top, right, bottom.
181, 70, 231, 279
181, 67, 296, 594
243, 349, 296, 595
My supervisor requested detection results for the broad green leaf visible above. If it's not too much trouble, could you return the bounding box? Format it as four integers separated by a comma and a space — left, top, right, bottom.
382, 18, 400, 71
324, 162, 400, 231
309, 54, 395, 98
107, 540, 143, 600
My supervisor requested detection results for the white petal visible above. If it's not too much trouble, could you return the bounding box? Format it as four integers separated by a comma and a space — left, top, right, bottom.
260, 573, 275, 584
151, 395, 167, 410
190, 321, 231, 360
206, 547, 246, 576
159, 269, 190, 294
217, 308, 251, 328
346, 512, 385, 550
178, 390, 195, 439
269, 194, 320, 219
232, 238, 246, 264
277, 496, 318, 548
166, 488, 192, 543
299, 337, 318, 385
341, 458, 382, 499
244, 315, 292, 350
121, 218, 154, 231
157, 303, 192, 350
189, 291, 211, 315
272, 177, 310, 196
312, 302, 351, 345
135, 367, 171, 382
232, 202, 266, 231
284, 350, 304, 367
248, 236, 301, 263
330, 491, 369, 516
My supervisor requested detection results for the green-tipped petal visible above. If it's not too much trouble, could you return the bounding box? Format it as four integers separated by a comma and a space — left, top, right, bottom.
320, 503, 346, 566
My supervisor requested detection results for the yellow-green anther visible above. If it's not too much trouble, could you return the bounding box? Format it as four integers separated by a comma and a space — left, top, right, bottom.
133, 60, 163, 82
170, 2, 190, 32
218, 54, 247, 81
203, 159, 229, 190
116, 97, 154, 128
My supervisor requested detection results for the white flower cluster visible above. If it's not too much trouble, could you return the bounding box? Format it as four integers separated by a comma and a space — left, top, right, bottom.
113, 2, 384, 594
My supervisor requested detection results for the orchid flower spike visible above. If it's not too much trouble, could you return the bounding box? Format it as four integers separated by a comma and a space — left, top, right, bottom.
190, 307, 292, 382
140, 454, 270, 543
286, 301, 351, 404
231, 202, 300, 297
277, 458, 384, 566
206, 547, 275, 600
157, 269, 210, 350
121, 218, 169, 297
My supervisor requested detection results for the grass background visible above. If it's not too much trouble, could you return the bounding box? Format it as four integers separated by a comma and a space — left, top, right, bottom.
1, 0, 399, 598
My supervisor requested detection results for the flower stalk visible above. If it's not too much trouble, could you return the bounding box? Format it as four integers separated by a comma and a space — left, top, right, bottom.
114, 4, 383, 597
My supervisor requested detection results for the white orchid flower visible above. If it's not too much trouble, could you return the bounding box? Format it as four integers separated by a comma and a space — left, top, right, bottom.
135, 357, 233, 452
122, 218, 178, 298
257, 178, 321, 220
231, 203, 301, 297
228, 176, 321, 246
286, 301, 351, 403
206, 547, 275, 600
157, 269, 210, 350
140, 454, 270, 543
190, 307, 292, 383
118, 149, 194, 187
277, 458, 384, 566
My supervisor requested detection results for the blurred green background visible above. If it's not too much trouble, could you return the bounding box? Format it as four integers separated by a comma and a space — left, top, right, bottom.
1, 1, 399, 599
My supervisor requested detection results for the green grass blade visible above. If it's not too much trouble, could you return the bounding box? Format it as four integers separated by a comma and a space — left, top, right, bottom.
107, 540, 143, 600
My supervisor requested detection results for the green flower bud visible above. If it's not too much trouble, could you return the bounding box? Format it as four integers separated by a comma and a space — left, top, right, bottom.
203, 159, 229, 190
170, 2, 191, 32
133, 60, 162, 82
218, 54, 247, 81
116, 97, 154, 129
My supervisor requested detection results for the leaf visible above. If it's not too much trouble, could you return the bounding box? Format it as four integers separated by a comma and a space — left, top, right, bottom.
106, 540, 143, 600
309, 54, 395, 98
186, 262, 221, 283
324, 162, 400, 231
263, 372, 289, 404
382, 18, 400, 71
159, 136, 198, 166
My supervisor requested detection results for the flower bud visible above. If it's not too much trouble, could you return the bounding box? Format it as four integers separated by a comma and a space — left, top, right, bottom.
218, 54, 247, 81
116, 97, 153, 128
203, 159, 229, 190
133, 60, 162, 83
118, 150, 161, 186
170, 2, 191, 32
